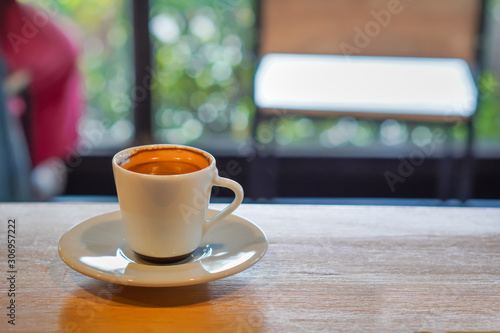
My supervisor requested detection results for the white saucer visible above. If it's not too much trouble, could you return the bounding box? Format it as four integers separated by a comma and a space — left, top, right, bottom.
58, 209, 267, 287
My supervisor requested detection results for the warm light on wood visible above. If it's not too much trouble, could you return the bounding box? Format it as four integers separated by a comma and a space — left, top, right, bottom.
0, 203, 499, 332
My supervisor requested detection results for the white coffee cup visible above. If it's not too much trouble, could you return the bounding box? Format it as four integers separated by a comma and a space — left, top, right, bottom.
112, 144, 244, 262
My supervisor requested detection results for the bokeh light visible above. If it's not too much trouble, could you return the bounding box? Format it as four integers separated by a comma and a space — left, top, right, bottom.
380, 119, 408, 146
411, 126, 433, 147
151, 0, 256, 147
20, 0, 500, 151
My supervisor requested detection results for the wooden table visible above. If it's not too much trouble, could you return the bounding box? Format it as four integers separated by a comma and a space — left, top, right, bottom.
1, 203, 499, 332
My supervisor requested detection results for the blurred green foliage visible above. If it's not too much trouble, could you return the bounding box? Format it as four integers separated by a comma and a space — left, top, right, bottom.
21, 0, 133, 143
149, 0, 256, 145
475, 71, 500, 140
19, 0, 500, 150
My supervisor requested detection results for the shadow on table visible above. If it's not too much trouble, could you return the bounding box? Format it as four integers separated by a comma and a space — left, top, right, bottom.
49, 252, 254, 307
76, 277, 249, 307
52, 259, 265, 331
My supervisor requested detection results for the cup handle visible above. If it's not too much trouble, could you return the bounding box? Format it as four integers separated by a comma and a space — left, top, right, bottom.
203, 175, 244, 234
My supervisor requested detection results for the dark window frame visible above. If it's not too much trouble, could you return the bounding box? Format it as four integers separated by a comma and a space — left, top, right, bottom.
64, 0, 500, 202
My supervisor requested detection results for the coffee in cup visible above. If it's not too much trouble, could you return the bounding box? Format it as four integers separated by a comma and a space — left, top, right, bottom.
112, 144, 244, 263
120, 147, 210, 175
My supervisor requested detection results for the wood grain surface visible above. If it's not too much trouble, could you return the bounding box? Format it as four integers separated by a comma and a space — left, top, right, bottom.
0, 203, 499, 332
260, 0, 480, 63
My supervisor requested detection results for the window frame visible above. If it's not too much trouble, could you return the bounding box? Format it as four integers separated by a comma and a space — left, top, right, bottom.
64, 0, 500, 202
